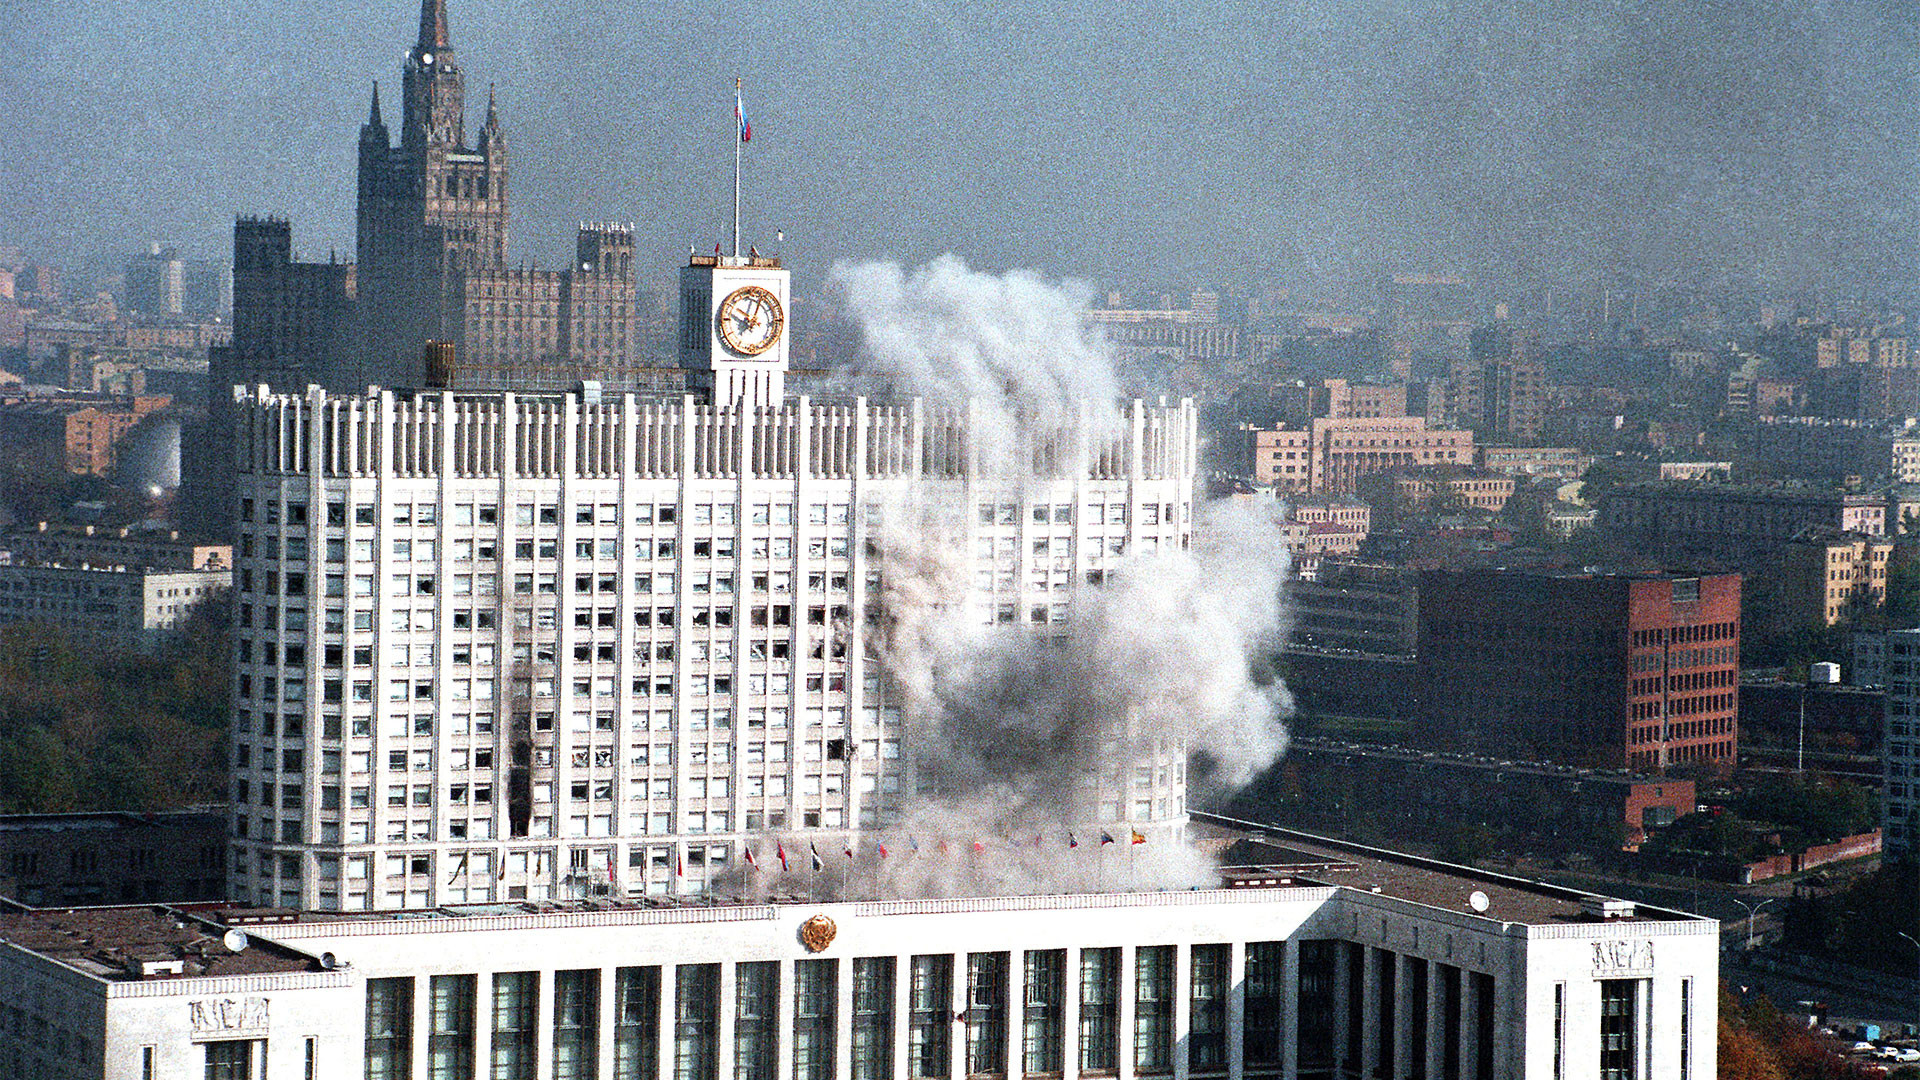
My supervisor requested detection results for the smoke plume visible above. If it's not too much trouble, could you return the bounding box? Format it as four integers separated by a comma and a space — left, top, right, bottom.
727, 257, 1292, 899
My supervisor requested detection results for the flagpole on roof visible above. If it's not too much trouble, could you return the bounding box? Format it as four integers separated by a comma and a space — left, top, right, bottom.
733, 75, 743, 261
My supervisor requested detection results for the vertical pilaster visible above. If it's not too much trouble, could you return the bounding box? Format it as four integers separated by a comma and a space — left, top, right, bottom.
1360, 950, 1379, 1080
1171, 944, 1190, 1080
1226, 943, 1245, 1080
537, 968, 557, 1080
947, 953, 965, 1080
659, 965, 678, 1080
719, 961, 739, 1080
1280, 940, 1299, 1080
598, 964, 619, 1080
836, 957, 854, 1080
476, 971, 496, 1080
1063, 947, 1082, 1080
891, 953, 911, 1080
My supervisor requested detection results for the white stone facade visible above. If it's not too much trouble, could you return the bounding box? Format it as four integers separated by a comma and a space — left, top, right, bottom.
0, 882, 1718, 1080
227, 386, 1199, 910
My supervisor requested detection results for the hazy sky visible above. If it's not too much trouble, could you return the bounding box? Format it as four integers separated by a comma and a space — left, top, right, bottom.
3, 0, 1915, 298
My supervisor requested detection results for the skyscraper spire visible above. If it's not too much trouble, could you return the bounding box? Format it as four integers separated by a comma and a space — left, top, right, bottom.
480, 83, 502, 145
417, 0, 450, 50
368, 81, 384, 127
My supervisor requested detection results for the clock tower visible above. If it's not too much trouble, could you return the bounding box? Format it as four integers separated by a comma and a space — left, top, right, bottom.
682, 253, 789, 409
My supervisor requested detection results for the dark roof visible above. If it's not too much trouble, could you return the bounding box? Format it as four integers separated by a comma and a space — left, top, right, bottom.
0, 905, 321, 981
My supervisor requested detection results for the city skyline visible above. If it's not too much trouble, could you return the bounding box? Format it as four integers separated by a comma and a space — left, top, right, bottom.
4, 0, 1916, 300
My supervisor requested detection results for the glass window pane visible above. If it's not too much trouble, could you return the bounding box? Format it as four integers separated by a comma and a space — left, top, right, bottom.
852, 958, 896, 1080
794, 959, 837, 1080
368, 977, 414, 1080
736, 961, 779, 1080
492, 972, 538, 1080
554, 970, 600, 1080
614, 967, 662, 1080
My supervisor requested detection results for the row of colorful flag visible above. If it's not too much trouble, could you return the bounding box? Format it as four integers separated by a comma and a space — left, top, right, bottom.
735, 830, 1148, 874
451, 828, 1150, 883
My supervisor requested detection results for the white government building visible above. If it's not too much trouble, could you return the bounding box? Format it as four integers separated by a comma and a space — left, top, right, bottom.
0, 824, 1718, 1080
225, 253, 1202, 911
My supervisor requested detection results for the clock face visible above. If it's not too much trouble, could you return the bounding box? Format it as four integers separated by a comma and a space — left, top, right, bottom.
716, 285, 785, 357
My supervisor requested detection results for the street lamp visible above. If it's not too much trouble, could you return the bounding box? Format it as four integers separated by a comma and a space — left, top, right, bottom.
1897, 932, 1920, 1037
1731, 897, 1777, 952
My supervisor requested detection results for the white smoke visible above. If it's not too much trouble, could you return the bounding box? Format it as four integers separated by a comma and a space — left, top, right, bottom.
825, 255, 1126, 475
729, 257, 1293, 899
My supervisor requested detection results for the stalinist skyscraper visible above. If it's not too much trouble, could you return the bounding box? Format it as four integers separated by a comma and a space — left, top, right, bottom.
200, 0, 647, 533
220, 0, 640, 398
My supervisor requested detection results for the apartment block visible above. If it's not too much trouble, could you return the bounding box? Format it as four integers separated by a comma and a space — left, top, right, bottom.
1599, 483, 1885, 559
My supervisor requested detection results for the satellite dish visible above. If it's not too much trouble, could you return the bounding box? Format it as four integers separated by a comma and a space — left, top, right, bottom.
319, 952, 338, 971
222, 929, 250, 953
1468, 891, 1491, 913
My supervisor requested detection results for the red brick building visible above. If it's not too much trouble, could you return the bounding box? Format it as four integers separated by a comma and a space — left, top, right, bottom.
1416, 569, 1740, 772
0, 393, 170, 476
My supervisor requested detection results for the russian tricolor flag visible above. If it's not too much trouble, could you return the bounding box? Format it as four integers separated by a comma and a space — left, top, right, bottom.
736, 95, 751, 143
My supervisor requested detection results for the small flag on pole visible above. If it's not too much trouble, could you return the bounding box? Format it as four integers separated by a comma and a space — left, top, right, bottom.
810, 843, 824, 872
777, 842, 789, 872
745, 846, 758, 869
1130, 829, 1147, 846
877, 842, 890, 859
1068, 832, 1080, 849
844, 840, 855, 860
908, 835, 921, 853
1100, 832, 1116, 846
735, 81, 752, 143
972, 838, 985, 854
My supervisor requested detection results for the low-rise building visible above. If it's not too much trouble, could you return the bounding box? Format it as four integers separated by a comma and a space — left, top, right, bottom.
1246, 418, 1473, 496
1475, 446, 1594, 481
0, 392, 172, 476
1239, 739, 1697, 850
1599, 482, 1885, 560
0, 810, 227, 906
1285, 561, 1417, 656
1378, 468, 1515, 515
0, 562, 228, 646
0, 825, 1719, 1080
1777, 531, 1897, 629
1656, 462, 1731, 483
1, 522, 230, 571
1278, 499, 1370, 576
